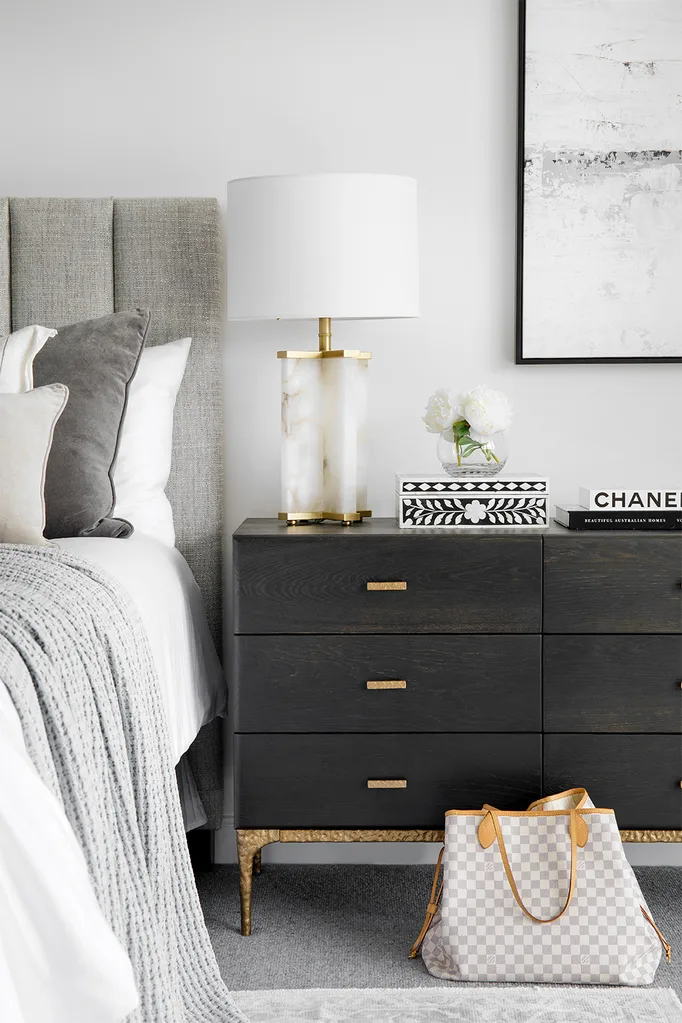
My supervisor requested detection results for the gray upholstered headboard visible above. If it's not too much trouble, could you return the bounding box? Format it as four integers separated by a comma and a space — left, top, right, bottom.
0, 197, 223, 652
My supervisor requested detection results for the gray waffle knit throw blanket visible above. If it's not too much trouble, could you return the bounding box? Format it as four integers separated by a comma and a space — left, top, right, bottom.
0, 546, 248, 1023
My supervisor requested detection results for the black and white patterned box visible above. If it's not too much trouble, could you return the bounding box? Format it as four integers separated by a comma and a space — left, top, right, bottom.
395, 474, 550, 529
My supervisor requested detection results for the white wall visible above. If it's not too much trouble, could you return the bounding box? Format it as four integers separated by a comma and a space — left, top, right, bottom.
2, 0, 680, 864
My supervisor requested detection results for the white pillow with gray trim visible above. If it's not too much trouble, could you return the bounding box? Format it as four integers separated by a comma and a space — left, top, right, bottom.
0, 325, 57, 393
0, 384, 69, 545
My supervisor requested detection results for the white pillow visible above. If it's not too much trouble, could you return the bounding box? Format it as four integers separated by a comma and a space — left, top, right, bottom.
0, 325, 57, 393
0, 384, 69, 545
112, 338, 191, 547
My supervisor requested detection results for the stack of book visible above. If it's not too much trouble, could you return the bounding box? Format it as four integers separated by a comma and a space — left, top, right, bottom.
555, 488, 682, 531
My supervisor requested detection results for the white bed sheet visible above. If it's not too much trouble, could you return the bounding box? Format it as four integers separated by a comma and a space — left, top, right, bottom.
57, 534, 226, 765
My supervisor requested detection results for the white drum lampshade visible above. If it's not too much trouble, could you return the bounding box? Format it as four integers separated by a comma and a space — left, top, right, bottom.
227, 173, 419, 523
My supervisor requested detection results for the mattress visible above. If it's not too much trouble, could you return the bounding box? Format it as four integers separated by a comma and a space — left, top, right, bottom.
57, 534, 226, 764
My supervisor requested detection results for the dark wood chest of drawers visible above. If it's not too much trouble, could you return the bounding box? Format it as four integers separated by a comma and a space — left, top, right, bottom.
232, 518, 682, 933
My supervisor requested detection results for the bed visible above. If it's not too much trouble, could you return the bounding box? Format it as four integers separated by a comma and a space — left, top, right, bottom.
0, 198, 245, 1023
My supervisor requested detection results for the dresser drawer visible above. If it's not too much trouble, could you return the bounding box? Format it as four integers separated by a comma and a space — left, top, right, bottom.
544, 636, 682, 733
544, 534, 682, 633
234, 733, 541, 828
234, 635, 542, 733
234, 534, 541, 634
544, 735, 682, 831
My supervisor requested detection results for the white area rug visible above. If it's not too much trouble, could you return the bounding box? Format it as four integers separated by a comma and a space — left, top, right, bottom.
233, 986, 682, 1022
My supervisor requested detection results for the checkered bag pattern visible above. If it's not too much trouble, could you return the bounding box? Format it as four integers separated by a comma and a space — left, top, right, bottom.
417, 789, 666, 985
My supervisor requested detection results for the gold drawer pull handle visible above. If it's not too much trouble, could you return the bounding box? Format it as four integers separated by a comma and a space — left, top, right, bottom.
366, 680, 407, 690
367, 779, 407, 789
367, 581, 407, 591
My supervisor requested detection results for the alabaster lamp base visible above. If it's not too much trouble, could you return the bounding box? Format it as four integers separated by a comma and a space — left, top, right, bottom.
279, 322, 370, 524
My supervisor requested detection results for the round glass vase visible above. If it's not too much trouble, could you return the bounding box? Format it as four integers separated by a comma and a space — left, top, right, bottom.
437, 428, 509, 477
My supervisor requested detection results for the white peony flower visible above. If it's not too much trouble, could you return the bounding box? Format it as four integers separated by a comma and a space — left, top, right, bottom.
461, 385, 513, 442
422, 388, 462, 434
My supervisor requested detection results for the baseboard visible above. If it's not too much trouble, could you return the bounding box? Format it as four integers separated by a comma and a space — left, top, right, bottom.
624, 844, 682, 866
213, 813, 238, 863
213, 815, 682, 866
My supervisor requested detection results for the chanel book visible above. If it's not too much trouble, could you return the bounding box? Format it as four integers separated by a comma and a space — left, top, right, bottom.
579, 488, 682, 511
556, 505, 682, 531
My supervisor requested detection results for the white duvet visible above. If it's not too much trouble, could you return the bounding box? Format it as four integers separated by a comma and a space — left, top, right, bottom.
0, 685, 139, 1023
0, 535, 227, 1022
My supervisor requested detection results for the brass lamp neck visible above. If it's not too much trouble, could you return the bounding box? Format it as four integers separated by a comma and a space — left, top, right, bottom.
318, 317, 332, 352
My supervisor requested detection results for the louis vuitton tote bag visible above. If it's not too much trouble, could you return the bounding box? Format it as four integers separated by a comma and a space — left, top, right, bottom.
410, 788, 670, 985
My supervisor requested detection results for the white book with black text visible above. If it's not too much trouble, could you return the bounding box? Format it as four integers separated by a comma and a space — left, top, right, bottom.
579, 487, 682, 512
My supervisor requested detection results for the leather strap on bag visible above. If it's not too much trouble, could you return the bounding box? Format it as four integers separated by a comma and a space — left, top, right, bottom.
526, 787, 590, 812
409, 845, 444, 958
486, 807, 580, 925
641, 906, 672, 963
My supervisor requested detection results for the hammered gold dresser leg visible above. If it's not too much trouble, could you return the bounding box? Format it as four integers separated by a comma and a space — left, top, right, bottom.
253, 849, 262, 875
236, 829, 279, 935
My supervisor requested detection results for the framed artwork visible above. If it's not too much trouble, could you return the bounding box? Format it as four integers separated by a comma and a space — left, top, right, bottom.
517, 0, 682, 363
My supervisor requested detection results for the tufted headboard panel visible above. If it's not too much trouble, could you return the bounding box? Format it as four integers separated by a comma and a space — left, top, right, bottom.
0, 196, 224, 652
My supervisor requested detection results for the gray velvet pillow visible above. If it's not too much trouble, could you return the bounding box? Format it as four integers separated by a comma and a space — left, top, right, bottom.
33, 308, 150, 538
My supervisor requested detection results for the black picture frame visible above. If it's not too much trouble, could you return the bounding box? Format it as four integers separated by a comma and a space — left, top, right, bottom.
515, 0, 682, 365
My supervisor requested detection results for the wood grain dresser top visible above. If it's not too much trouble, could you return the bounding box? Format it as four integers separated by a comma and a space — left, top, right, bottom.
234, 517, 682, 541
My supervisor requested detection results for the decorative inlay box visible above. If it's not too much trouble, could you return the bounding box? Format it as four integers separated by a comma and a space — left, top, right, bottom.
395, 474, 550, 529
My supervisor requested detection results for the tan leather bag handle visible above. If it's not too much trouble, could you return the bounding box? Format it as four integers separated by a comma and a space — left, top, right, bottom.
526, 787, 590, 812
409, 845, 444, 958
486, 807, 579, 925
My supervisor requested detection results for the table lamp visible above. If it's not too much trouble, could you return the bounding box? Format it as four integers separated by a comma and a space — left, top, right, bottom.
227, 173, 419, 523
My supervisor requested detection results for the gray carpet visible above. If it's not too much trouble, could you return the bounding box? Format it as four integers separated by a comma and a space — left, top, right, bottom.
197, 865, 682, 994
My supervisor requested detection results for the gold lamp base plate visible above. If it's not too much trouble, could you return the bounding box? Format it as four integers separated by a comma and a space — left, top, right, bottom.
278, 510, 372, 525
277, 349, 372, 360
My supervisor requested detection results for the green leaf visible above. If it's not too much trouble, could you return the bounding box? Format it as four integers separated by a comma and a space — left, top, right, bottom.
459, 442, 481, 458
